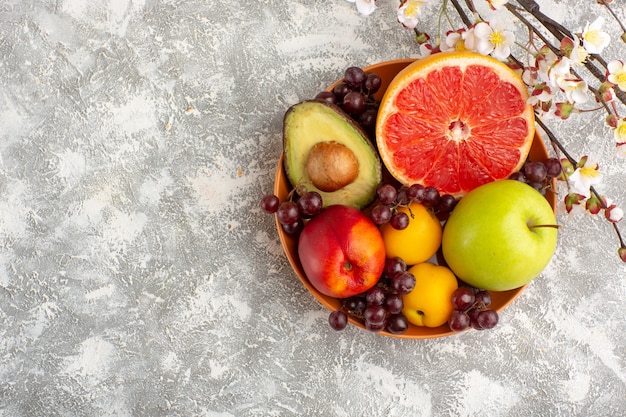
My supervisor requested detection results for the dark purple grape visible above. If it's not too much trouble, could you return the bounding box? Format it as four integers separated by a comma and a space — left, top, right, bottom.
451, 287, 476, 311
260, 194, 280, 214
281, 219, 303, 235
438, 194, 457, 213
370, 203, 392, 225
297, 191, 323, 217
342, 91, 366, 115
509, 171, 527, 182
344, 297, 366, 315
332, 82, 351, 100
276, 201, 300, 225
329, 310, 348, 331
365, 286, 386, 306
364, 73, 382, 95
315, 91, 337, 105
384, 257, 407, 278
344, 66, 367, 89
407, 184, 424, 201
392, 272, 415, 295
358, 108, 377, 131
377, 184, 397, 205
524, 161, 547, 183
390, 211, 409, 230
406, 184, 424, 202
468, 308, 484, 330
476, 309, 499, 329
421, 186, 441, 207
474, 290, 492, 308
384, 294, 403, 314
363, 304, 386, 325
386, 314, 409, 334
396, 186, 410, 205
544, 157, 562, 178
448, 310, 471, 332
365, 319, 387, 332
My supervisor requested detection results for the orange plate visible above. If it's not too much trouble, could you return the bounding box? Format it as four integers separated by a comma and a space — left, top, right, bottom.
273, 59, 557, 339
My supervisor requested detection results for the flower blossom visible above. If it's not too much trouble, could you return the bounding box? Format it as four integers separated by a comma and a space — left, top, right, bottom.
439, 29, 465, 52
346, 0, 377, 16
581, 17, 611, 54
547, 56, 572, 89
607, 60, 626, 91
556, 76, 589, 104
472, 18, 515, 60
526, 82, 553, 113
566, 36, 589, 67
568, 156, 603, 197
615, 118, 626, 157
486, 0, 509, 10
397, 0, 426, 29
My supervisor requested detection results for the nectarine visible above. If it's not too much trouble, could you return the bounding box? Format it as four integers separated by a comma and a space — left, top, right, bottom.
298, 205, 386, 298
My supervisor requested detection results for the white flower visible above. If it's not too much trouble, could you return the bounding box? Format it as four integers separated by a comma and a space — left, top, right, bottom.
556, 77, 589, 104
568, 35, 589, 66
582, 17, 611, 54
461, 27, 478, 52
346, 0, 377, 16
607, 60, 626, 91
615, 118, 626, 144
527, 84, 554, 109
486, 0, 509, 10
617, 142, 626, 158
439, 31, 463, 52
419, 42, 434, 57
568, 157, 603, 197
472, 18, 515, 61
547, 56, 571, 89
397, 0, 426, 29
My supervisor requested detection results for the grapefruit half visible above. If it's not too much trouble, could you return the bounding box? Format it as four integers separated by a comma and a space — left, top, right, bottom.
375, 51, 535, 197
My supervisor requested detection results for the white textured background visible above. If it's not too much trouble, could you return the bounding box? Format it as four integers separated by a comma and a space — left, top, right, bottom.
0, 0, 624, 416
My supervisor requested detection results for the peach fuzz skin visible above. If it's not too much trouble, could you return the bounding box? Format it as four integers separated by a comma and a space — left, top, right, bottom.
298, 205, 386, 298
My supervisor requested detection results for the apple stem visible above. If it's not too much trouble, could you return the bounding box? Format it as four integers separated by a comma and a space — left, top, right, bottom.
528, 224, 562, 230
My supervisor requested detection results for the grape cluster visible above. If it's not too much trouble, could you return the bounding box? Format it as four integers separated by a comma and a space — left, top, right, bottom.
314, 66, 382, 136
509, 157, 562, 194
448, 286, 499, 331
370, 182, 458, 228
260, 190, 324, 236
328, 257, 414, 334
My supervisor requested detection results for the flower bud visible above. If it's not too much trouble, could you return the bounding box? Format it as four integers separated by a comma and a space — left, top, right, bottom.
564, 193, 585, 213
555, 102, 575, 120
597, 82, 615, 103
618, 247, 626, 263
586, 194, 605, 215
604, 205, 624, 223
559, 158, 575, 179
606, 114, 619, 129
414, 31, 430, 45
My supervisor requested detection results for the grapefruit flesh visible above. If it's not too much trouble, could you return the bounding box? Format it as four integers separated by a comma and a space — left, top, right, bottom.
376, 52, 535, 197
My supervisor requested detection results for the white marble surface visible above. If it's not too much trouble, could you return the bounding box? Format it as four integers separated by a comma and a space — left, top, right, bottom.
0, 0, 624, 416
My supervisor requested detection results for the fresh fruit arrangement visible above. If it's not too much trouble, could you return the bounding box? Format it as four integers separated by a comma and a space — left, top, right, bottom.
262, 55, 561, 338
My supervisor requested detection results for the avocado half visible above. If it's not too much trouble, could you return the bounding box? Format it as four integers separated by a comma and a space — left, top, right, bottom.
283, 100, 382, 209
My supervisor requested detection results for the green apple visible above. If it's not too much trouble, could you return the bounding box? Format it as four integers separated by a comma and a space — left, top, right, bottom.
441, 180, 558, 291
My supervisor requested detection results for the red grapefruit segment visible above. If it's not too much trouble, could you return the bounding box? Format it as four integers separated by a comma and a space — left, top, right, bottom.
376, 52, 535, 197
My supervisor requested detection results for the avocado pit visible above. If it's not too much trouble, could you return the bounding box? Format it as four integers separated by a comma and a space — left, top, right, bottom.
306, 141, 359, 192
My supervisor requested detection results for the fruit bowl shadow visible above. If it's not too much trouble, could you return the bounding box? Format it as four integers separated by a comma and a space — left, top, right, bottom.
274, 59, 557, 339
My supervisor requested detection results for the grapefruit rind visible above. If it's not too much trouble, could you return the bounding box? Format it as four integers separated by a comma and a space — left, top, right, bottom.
375, 52, 535, 197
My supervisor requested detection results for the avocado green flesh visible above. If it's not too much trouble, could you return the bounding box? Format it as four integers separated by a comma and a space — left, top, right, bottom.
283, 100, 382, 209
